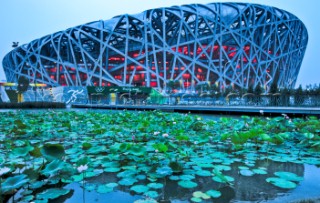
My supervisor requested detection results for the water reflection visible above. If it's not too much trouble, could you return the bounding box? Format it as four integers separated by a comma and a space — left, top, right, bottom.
58, 159, 315, 203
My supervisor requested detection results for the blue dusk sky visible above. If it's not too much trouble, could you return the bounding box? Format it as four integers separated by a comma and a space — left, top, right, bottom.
0, 0, 319, 87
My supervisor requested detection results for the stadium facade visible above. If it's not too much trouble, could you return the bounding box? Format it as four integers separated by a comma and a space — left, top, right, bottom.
2, 2, 308, 92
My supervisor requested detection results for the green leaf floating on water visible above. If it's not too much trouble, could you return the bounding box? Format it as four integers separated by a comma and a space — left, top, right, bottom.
1, 174, 29, 193
212, 175, 234, 183
41, 160, 66, 176
274, 171, 303, 182
41, 143, 65, 161
239, 169, 254, 177
178, 180, 198, 188
156, 166, 173, 177
37, 188, 70, 200
266, 177, 297, 189
130, 185, 149, 193
206, 190, 222, 198
11, 144, 34, 157
134, 199, 158, 203
97, 185, 113, 193
147, 182, 164, 189
253, 168, 268, 175
192, 191, 210, 199
191, 197, 202, 202
144, 190, 159, 198
195, 170, 212, 177
118, 177, 138, 186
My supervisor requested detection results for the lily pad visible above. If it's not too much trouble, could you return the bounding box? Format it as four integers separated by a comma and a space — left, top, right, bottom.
212, 175, 234, 183
97, 185, 113, 193
1, 174, 29, 193
41, 143, 65, 161
253, 169, 268, 175
240, 169, 254, 177
191, 197, 202, 202
134, 199, 158, 203
144, 190, 159, 198
178, 180, 198, 188
192, 191, 210, 199
104, 167, 121, 173
156, 166, 173, 177
41, 160, 65, 176
118, 177, 138, 186
147, 182, 164, 189
130, 185, 149, 193
266, 177, 297, 189
274, 171, 303, 182
206, 189, 222, 198
37, 188, 70, 200
195, 170, 211, 177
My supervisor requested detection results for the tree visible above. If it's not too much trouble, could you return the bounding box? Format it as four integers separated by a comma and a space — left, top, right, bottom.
269, 80, 279, 106
254, 85, 263, 105
269, 80, 278, 94
294, 85, 304, 106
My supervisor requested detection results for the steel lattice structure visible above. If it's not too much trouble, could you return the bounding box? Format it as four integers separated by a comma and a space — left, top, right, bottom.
2, 2, 308, 91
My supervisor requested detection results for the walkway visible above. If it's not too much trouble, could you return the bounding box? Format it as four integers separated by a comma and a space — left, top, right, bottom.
71, 104, 320, 116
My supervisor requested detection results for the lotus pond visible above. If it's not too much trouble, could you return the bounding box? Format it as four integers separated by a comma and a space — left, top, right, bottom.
0, 110, 320, 203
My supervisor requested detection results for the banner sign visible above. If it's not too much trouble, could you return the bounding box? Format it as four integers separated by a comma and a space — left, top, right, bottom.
87, 86, 152, 95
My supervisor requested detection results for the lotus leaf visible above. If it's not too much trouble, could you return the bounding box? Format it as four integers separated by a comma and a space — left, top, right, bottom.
130, 185, 149, 193
104, 167, 121, 172
86, 145, 106, 154
82, 142, 92, 150
72, 174, 84, 182
240, 169, 254, 176
134, 199, 158, 203
253, 169, 268, 175
118, 177, 138, 186
214, 165, 231, 171
266, 177, 297, 189
274, 171, 303, 182
96, 185, 113, 193
169, 175, 180, 181
41, 143, 65, 161
106, 182, 118, 188
195, 170, 211, 177
206, 189, 222, 198
33, 199, 48, 203
144, 190, 159, 198
212, 175, 234, 183
128, 145, 146, 156
41, 160, 66, 176
178, 180, 198, 188
147, 182, 164, 189
11, 145, 34, 157
156, 166, 173, 177
76, 157, 91, 166
1, 174, 29, 193
152, 143, 168, 153
85, 183, 96, 191
30, 146, 42, 158
37, 188, 70, 200
180, 174, 195, 180
191, 197, 202, 202
136, 174, 147, 180
192, 191, 210, 199
30, 181, 45, 189
21, 195, 34, 202
117, 170, 137, 178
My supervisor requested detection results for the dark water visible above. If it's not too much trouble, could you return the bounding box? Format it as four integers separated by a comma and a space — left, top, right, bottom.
54, 161, 320, 203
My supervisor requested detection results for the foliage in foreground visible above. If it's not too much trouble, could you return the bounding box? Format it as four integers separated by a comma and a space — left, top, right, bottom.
0, 110, 320, 202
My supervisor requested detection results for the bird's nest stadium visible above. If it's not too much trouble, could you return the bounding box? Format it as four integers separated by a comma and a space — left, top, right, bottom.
2, 2, 308, 93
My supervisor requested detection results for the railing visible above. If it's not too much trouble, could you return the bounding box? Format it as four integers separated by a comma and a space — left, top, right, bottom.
2, 93, 320, 108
